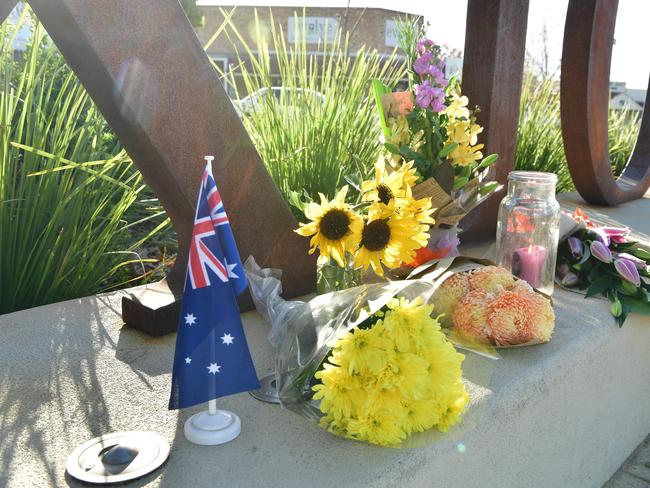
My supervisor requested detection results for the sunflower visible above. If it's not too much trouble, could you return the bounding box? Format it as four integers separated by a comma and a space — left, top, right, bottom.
361, 157, 408, 206
354, 202, 425, 276
295, 186, 363, 267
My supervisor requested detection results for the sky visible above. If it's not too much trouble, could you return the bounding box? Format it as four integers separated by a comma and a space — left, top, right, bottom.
198, 0, 650, 90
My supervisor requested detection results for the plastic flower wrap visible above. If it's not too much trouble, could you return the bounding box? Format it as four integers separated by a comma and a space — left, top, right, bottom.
246, 257, 470, 447
432, 266, 555, 347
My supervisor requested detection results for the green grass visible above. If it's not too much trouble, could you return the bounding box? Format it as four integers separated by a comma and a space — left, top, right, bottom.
516, 74, 640, 193
208, 9, 406, 213
0, 14, 171, 314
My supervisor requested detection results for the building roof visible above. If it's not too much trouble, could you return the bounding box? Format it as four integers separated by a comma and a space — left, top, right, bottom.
196, 0, 422, 16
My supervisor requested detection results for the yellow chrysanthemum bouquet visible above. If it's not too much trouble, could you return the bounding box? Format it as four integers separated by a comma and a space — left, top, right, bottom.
245, 258, 470, 447
295, 158, 436, 288
371, 20, 502, 266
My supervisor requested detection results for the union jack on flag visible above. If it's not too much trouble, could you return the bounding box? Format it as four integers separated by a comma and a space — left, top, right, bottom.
169, 157, 259, 410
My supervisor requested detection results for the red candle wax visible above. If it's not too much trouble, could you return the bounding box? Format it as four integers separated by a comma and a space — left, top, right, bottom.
513, 245, 548, 288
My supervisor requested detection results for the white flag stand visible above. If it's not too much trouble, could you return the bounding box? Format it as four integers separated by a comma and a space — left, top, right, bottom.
184, 399, 241, 446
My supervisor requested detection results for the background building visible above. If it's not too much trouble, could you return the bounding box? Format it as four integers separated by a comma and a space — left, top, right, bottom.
195, 5, 420, 95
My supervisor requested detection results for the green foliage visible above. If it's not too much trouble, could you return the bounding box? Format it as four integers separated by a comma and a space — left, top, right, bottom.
0, 14, 170, 313
516, 73, 640, 193
180, 0, 205, 28
209, 9, 406, 214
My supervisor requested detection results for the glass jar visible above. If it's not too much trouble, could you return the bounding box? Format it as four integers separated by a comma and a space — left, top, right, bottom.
496, 171, 560, 295
316, 259, 363, 294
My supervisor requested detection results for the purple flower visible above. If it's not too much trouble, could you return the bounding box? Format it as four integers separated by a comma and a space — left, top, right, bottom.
432, 232, 460, 258
561, 272, 580, 287
428, 64, 448, 86
616, 252, 647, 270
417, 38, 434, 55
590, 240, 612, 263
568, 237, 583, 259
413, 52, 433, 76
414, 80, 434, 109
614, 258, 641, 287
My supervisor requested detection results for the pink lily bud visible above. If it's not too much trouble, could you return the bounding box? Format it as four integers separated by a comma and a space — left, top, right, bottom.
590, 241, 612, 263
561, 272, 580, 287
614, 258, 641, 288
568, 237, 583, 259
616, 252, 647, 270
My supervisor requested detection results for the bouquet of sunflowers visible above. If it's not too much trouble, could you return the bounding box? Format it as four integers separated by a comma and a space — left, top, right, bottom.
295, 162, 436, 287
371, 21, 501, 263
245, 256, 470, 447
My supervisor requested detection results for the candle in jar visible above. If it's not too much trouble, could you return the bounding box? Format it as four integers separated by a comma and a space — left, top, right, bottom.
512, 245, 548, 288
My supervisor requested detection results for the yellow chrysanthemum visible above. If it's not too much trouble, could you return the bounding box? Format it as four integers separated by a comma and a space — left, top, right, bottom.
437, 382, 470, 432
295, 186, 363, 267
361, 157, 408, 205
353, 202, 424, 276
314, 298, 469, 446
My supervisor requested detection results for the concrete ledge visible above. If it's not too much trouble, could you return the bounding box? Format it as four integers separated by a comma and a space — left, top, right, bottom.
1, 194, 649, 487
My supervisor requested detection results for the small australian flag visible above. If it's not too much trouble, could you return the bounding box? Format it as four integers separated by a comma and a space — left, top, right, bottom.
169, 158, 260, 410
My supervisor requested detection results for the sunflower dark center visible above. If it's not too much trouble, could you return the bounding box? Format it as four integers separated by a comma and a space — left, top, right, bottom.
361, 219, 391, 251
377, 183, 394, 204
319, 209, 351, 240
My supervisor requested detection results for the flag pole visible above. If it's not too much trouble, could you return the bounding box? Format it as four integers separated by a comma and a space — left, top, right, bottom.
208, 399, 217, 415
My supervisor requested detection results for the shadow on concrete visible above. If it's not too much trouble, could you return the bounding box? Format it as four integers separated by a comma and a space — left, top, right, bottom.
0, 296, 114, 487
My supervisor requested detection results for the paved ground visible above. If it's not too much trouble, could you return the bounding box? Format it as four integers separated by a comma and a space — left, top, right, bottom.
606, 434, 650, 487
0, 193, 649, 487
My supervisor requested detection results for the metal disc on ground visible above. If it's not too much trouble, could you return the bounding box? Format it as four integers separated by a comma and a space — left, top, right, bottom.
66, 431, 169, 484
249, 373, 281, 404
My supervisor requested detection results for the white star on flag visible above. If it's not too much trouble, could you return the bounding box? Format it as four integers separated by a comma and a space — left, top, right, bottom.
224, 259, 239, 279
185, 357, 192, 364
221, 333, 234, 345
207, 363, 221, 374
184, 313, 197, 326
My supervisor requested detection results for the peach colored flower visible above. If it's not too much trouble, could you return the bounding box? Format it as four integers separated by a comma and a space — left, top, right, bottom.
432, 273, 470, 327
452, 290, 492, 343
486, 291, 535, 346
524, 290, 555, 342
469, 266, 515, 294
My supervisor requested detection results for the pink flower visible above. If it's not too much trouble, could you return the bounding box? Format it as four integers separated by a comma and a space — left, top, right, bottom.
614, 258, 641, 287
417, 38, 434, 55
413, 52, 433, 76
616, 252, 647, 270
590, 241, 612, 263
428, 64, 448, 86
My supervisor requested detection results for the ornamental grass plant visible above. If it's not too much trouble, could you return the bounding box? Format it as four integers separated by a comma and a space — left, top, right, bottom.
0, 13, 170, 313
208, 9, 407, 215
516, 73, 640, 193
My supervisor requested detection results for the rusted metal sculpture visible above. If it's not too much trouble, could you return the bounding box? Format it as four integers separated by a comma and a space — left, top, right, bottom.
561, 0, 650, 205
0, 0, 315, 335
460, 0, 530, 239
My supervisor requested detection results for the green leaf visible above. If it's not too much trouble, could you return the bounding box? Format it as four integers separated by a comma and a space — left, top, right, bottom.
630, 247, 650, 261
452, 177, 469, 191
620, 296, 650, 316
585, 275, 614, 298
477, 153, 498, 170
479, 181, 500, 196
384, 142, 400, 155
437, 142, 458, 158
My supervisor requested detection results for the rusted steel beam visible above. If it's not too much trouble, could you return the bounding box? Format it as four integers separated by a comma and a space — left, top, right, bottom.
561, 0, 650, 205
460, 0, 530, 240
1, 0, 315, 334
